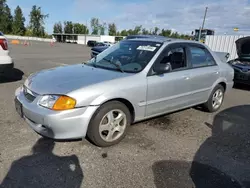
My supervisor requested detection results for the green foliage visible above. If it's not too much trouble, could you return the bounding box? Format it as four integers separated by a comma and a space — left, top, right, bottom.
0, 1, 13, 34
90, 17, 107, 35
108, 23, 117, 36
12, 6, 26, 36
64, 21, 73, 34
120, 30, 128, 36
24, 28, 33, 36
73, 23, 88, 34
99, 22, 106, 35
142, 28, 150, 35
160, 29, 172, 37
29, 5, 49, 37
152, 27, 159, 35
53, 22, 63, 33
90, 18, 99, 35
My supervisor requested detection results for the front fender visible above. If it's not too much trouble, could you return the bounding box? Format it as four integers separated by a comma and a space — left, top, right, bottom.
89, 89, 146, 122
89, 91, 134, 106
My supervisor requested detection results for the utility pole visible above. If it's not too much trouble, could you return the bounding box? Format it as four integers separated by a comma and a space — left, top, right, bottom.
201, 7, 208, 30
198, 7, 208, 41
85, 19, 88, 45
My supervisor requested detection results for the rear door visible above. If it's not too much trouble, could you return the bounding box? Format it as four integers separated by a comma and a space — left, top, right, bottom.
186, 44, 220, 103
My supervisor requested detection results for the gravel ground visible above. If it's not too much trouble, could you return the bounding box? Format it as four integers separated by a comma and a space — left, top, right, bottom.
0, 42, 250, 188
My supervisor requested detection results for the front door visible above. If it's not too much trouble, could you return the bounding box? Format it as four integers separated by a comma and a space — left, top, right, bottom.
146, 44, 193, 117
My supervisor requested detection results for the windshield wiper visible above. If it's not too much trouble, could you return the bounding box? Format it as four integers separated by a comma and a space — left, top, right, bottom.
103, 58, 124, 73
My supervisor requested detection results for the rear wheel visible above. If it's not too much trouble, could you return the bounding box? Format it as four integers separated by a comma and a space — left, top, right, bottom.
87, 101, 131, 147
203, 84, 225, 112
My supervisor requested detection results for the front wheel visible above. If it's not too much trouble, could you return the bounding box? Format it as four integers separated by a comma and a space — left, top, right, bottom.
203, 84, 225, 112
87, 101, 131, 147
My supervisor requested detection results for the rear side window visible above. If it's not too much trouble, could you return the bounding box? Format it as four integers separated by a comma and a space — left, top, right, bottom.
190, 46, 216, 68
0, 32, 3, 36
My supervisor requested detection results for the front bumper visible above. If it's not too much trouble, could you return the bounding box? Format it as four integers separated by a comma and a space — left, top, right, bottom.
14, 86, 99, 140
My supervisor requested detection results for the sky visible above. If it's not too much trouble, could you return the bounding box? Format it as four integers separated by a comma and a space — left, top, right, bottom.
6, 0, 250, 35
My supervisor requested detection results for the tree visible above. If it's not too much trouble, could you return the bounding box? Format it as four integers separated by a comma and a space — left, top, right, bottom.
142, 28, 149, 35
5, 4, 12, 33
171, 31, 179, 38
90, 18, 99, 35
120, 30, 128, 36
108, 23, 117, 36
160, 29, 172, 37
53, 22, 63, 33
99, 22, 106, 35
73, 23, 88, 34
64, 21, 73, 34
152, 27, 159, 35
0, 1, 13, 34
133, 25, 142, 35
12, 6, 26, 36
29, 5, 48, 37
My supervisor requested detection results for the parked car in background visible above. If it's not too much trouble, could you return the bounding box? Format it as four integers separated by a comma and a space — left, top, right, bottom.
227, 36, 250, 85
0, 31, 13, 75
95, 42, 113, 47
87, 40, 97, 47
90, 35, 166, 58
91, 46, 109, 58
15, 37, 234, 147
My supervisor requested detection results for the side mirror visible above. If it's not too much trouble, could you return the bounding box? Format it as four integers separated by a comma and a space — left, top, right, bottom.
154, 63, 172, 75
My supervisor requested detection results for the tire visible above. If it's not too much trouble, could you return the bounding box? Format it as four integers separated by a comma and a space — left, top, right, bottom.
87, 101, 131, 147
203, 84, 225, 113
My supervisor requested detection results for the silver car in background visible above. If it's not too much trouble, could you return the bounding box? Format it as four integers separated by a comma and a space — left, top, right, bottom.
14, 37, 234, 147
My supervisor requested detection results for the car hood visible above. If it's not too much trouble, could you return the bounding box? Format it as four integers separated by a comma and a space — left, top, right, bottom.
24, 64, 131, 95
235, 36, 250, 58
91, 46, 109, 53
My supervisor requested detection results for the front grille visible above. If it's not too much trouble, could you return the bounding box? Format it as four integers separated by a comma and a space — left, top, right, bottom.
23, 86, 37, 102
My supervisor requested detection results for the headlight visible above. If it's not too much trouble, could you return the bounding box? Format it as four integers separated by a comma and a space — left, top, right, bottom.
39, 95, 76, 111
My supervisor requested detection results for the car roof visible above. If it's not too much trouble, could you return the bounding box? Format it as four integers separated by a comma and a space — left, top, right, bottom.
126, 36, 205, 45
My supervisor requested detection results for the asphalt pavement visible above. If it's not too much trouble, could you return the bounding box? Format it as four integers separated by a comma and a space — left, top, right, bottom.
0, 42, 250, 188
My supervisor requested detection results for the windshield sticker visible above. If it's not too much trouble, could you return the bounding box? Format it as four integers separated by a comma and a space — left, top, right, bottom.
137, 45, 156, 52
156, 44, 161, 47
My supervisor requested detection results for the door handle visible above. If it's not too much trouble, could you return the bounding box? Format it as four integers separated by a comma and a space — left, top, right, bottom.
214, 71, 219, 74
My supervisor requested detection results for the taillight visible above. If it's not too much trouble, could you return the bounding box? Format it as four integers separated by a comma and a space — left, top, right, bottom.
0, 39, 8, 50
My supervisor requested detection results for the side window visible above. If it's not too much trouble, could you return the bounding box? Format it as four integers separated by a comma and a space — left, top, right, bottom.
190, 46, 216, 68
159, 47, 187, 71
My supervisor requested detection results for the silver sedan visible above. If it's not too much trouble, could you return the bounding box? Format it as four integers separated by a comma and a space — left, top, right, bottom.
15, 37, 234, 147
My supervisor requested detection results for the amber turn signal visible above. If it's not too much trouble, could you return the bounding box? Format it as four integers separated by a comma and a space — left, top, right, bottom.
52, 96, 76, 111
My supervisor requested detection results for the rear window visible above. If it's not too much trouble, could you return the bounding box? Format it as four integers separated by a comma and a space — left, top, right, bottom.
190, 46, 216, 68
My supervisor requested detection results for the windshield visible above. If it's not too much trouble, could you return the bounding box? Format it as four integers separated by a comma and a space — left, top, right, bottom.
86, 40, 162, 73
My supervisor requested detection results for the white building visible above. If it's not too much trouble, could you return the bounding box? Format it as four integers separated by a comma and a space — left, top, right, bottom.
205, 35, 250, 61
52, 33, 124, 45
